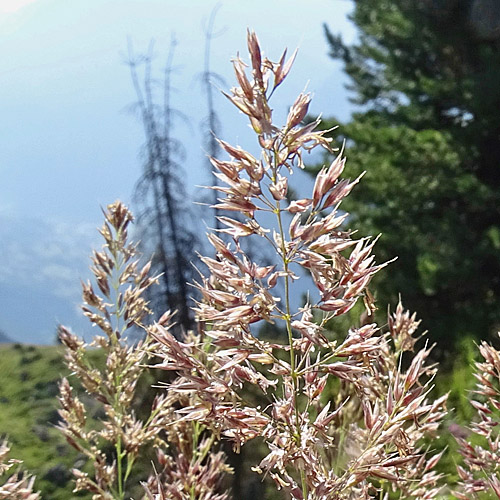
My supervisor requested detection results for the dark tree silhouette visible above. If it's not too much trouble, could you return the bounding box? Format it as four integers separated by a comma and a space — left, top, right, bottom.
127, 38, 197, 333
200, 5, 226, 232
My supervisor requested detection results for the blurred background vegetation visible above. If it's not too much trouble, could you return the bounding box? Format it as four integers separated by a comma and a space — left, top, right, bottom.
310, 0, 500, 362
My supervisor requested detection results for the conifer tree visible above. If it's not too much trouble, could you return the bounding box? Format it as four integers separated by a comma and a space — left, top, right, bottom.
313, 0, 500, 355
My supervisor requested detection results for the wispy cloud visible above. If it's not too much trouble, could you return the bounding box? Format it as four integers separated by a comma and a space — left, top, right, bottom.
0, 212, 150, 343
0, 214, 99, 300
0, 0, 37, 14
0, 0, 38, 14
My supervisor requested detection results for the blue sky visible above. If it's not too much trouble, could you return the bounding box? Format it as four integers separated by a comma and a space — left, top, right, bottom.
0, 0, 356, 344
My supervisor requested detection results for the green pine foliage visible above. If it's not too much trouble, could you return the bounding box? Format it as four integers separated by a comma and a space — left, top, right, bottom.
311, 0, 500, 356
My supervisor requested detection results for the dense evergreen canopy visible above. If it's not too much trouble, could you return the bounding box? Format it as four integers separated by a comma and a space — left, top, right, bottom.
314, 0, 500, 356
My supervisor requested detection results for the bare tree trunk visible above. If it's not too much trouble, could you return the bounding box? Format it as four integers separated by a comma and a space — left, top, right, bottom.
202, 6, 224, 231
128, 38, 196, 334
128, 45, 173, 314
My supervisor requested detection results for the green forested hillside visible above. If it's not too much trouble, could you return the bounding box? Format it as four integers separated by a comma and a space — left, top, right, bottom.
0, 344, 90, 499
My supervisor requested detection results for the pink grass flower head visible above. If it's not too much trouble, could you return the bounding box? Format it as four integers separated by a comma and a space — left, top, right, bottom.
151, 31, 447, 500
57, 202, 230, 499
455, 333, 500, 499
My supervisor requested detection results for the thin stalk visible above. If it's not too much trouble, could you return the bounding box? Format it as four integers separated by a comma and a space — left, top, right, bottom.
109, 232, 126, 500
379, 481, 385, 500
116, 439, 124, 499
189, 420, 204, 500
124, 456, 135, 485
271, 150, 308, 498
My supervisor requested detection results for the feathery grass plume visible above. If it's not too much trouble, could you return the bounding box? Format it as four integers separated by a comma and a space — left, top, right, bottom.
141, 379, 232, 499
0, 440, 39, 499
455, 334, 500, 499
142, 332, 232, 500
57, 201, 174, 499
151, 31, 448, 499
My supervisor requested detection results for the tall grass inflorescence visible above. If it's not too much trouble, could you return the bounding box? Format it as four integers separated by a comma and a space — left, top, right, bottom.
57, 202, 228, 499
48, 30, 500, 500
455, 335, 500, 499
150, 31, 448, 499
